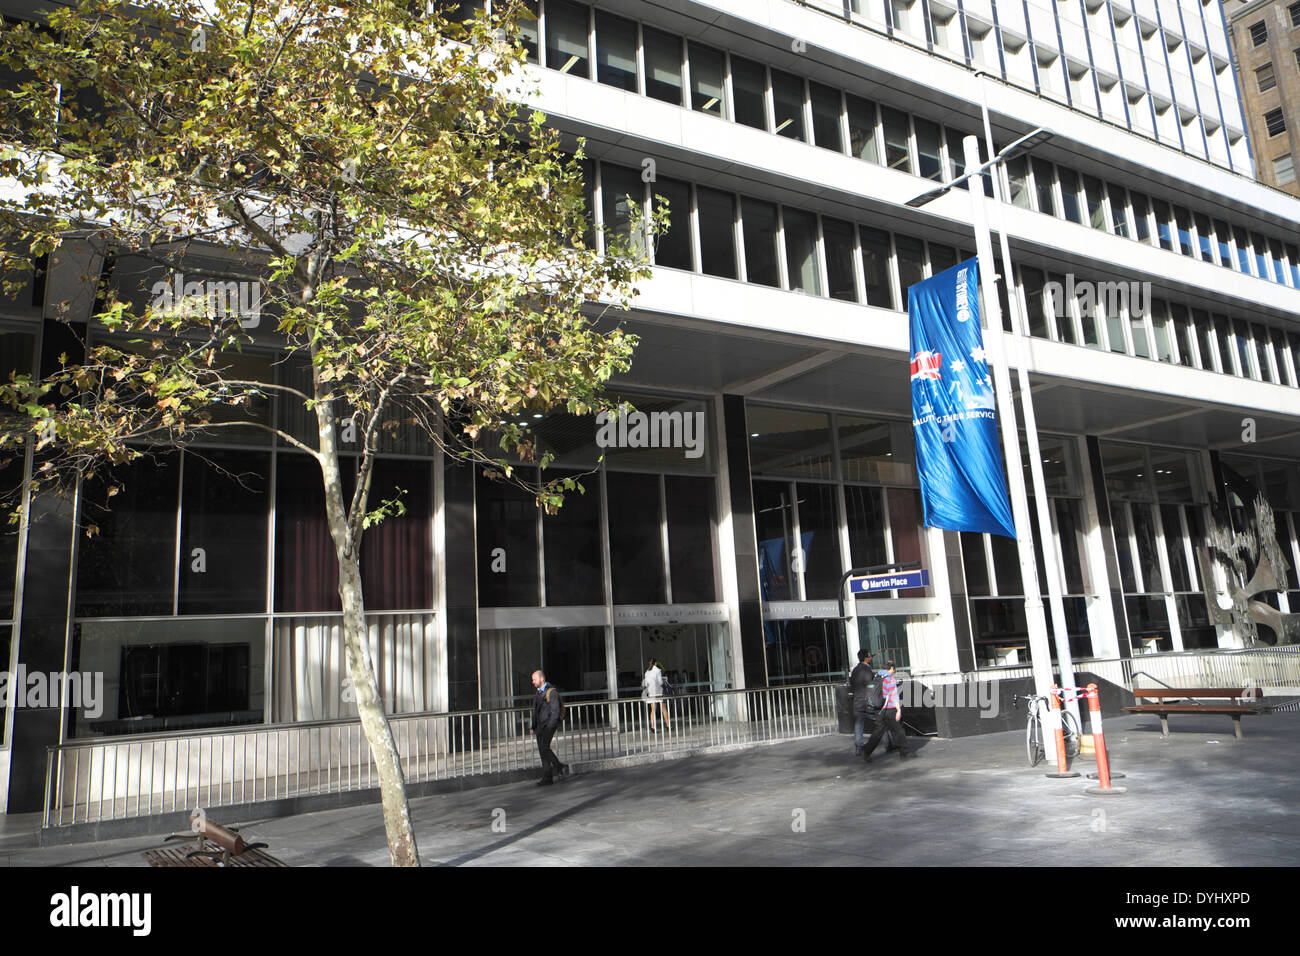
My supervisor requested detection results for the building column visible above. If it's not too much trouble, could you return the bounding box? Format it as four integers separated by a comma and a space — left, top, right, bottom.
5, 319, 86, 814
1083, 436, 1130, 658
717, 394, 766, 689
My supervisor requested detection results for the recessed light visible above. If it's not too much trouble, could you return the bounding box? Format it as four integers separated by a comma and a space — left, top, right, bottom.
560, 55, 580, 73
774, 118, 794, 134
702, 96, 719, 111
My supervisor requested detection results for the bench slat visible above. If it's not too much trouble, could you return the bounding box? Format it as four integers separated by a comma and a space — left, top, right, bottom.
1124, 705, 1265, 714
1132, 688, 1262, 699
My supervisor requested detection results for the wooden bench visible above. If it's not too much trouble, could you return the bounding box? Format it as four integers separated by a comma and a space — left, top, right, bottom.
1124, 687, 1269, 738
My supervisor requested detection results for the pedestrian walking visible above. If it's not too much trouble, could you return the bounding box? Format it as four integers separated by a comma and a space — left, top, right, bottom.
530, 669, 570, 785
642, 658, 671, 732
848, 649, 875, 755
862, 661, 914, 762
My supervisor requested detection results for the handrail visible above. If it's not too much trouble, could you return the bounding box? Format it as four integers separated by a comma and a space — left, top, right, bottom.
41, 679, 840, 753
1129, 669, 1177, 691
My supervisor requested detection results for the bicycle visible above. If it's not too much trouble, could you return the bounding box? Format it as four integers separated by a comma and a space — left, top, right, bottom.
1012, 692, 1081, 767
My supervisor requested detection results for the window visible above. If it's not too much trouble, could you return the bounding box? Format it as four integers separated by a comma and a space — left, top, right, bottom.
1252, 231, 1271, 279
1058, 167, 1082, 224
770, 70, 806, 141
730, 55, 767, 130
1151, 199, 1174, 251
1168, 302, 1195, 367
1249, 21, 1267, 47
782, 208, 821, 294
1172, 206, 1194, 257
1006, 156, 1032, 209
1256, 63, 1277, 93
1291, 1, 1300, 27
545, 0, 590, 78
1233, 226, 1253, 273
652, 178, 693, 270
1083, 175, 1107, 230
1214, 220, 1233, 268
881, 106, 912, 172
823, 217, 859, 302
1150, 301, 1173, 363
741, 197, 780, 287
1107, 184, 1129, 238
894, 234, 926, 292
846, 94, 881, 164
1019, 266, 1050, 338
642, 27, 683, 105
1032, 159, 1057, 216
689, 42, 726, 118
859, 226, 894, 308
600, 162, 646, 255
1130, 191, 1152, 244
696, 186, 737, 279
914, 117, 944, 181
1275, 154, 1297, 186
594, 11, 637, 91
809, 82, 844, 152
519, 0, 539, 62
1265, 108, 1287, 137
1194, 214, 1215, 263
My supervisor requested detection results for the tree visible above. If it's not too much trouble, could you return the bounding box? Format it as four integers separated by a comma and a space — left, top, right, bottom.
0, 0, 655, 865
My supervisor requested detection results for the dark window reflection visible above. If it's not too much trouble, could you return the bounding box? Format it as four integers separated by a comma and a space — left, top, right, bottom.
741, 197, 780, 287
543, 470, 603, 605
607, 471, 666, 604
77, 453, 179, 617
652, 177, 693, 270
477, 470, 540, 607
179, 450, 268, 614
666, 475, 719, 603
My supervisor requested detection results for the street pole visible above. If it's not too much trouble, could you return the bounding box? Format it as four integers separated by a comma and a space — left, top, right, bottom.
973, 77, 1082, 725
963, 135, 1059, 764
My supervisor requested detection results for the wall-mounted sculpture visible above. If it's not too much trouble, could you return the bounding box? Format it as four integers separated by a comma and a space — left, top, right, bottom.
1198, 495, 1299, 646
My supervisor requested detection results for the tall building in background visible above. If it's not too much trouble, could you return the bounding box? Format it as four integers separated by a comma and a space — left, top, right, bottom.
3, 1, 1299, 828
1225, 0, 1300, 195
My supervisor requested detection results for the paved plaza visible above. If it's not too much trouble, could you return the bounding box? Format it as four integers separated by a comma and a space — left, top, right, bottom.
3, 711, 1297, 867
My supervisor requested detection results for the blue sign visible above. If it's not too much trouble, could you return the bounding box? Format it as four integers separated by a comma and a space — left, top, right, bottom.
908, 258, 1017, 538
849, 569, 931, 593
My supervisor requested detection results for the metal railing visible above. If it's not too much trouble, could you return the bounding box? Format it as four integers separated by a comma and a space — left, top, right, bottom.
43, 681, 837, 828
910, 646, 1300, 693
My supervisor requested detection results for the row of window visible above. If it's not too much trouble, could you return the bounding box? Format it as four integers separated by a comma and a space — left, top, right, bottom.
819, 0, 1245, 171
1001, 154, 1300, 289
583, 159, 1299, 385
1248, 3, 1300, 46
1019, 264, 1300, 386
493, 0, 1298, 291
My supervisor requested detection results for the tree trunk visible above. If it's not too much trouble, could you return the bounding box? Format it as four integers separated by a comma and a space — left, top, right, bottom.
315, 401, 421, 867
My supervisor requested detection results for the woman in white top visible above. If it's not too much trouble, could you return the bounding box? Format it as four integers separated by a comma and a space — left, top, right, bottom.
641, 658, 671, 732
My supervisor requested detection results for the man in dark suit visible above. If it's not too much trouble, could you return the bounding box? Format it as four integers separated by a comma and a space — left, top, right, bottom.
530, 670, 570, 786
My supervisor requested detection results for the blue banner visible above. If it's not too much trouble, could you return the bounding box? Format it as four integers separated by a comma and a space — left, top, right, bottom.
908, 259, 1016, 538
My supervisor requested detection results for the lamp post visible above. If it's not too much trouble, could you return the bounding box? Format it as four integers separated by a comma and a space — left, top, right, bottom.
971, 74, 1082, 728
906, 128, 1078, 763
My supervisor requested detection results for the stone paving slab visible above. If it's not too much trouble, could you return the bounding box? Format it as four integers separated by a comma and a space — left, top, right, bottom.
5, 712, 1298, 867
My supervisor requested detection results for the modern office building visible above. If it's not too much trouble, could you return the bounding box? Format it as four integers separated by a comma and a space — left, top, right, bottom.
1225, 0, 1300, 195
3, 0, 1300, 818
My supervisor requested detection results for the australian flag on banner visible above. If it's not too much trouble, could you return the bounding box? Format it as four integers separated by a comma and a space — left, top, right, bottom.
909, 258, 1017, 538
